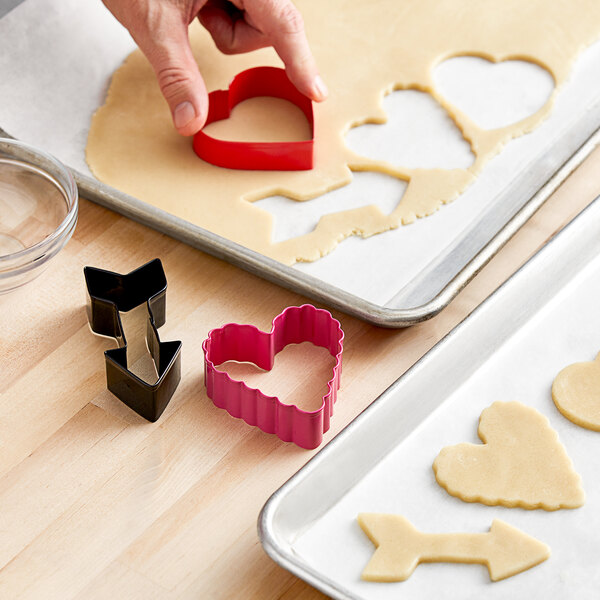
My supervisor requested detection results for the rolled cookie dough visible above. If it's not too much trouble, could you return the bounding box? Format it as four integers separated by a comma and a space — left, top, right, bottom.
552, 351, 600, 431
433, 401, 585, 510
87, 0, 600, 264
358, 513, 550, 582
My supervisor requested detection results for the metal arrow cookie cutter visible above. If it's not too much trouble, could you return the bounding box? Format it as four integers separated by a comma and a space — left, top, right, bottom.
203, 304, 344, 449
193, 66, 314, 170
84, 258, 182, 422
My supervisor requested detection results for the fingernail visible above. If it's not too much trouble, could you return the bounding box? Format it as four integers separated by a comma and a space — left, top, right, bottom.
313, 75, 328, 101
174, 101, 196, 129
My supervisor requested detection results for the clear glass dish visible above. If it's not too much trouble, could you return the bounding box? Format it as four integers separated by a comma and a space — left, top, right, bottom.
0, 138, 78, 293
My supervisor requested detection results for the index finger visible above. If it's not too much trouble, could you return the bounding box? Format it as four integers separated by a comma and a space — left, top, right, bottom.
245, 0, 328, 101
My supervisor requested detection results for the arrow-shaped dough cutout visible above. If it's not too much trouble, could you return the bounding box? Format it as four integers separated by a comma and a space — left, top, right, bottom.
358, 514, 550, 582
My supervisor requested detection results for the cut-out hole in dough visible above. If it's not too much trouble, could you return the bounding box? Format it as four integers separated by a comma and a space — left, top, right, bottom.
434, 56, 555, 130
344, 89, 474, 169
255, 172, 407, 243
202, 96, 312, 143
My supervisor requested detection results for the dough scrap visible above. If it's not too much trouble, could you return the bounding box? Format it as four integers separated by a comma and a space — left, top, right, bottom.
552, 352, 600, 431
87, 1, 600, 264
433, 401, 584, 510
358, 513, 549, 582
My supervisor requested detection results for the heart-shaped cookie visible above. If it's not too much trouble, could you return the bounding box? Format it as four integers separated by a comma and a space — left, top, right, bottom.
193, 66, 314, 170
553, 352, 600, 431
433, 401, 584, 510
202, 304, 343, 449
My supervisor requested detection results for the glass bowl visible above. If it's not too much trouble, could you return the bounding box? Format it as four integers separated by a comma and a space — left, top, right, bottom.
0, 138, 78, 293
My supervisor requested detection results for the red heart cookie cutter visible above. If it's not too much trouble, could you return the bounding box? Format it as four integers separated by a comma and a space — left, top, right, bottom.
202, 304, 343, 449
193, 66, 314, 170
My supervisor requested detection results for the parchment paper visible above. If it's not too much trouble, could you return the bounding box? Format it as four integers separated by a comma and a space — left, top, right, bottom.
1, 0, 600, 305
292, 251, 600, 598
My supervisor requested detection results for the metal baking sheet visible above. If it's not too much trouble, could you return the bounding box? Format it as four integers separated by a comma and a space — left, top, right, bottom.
259, 194, 600, 598
2, 0, 600, 326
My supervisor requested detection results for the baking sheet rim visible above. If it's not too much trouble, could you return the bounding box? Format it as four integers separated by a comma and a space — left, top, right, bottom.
2, 124, 597, 328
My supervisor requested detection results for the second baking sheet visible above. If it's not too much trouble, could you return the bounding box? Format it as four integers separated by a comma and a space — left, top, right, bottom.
261, 196, 600, 597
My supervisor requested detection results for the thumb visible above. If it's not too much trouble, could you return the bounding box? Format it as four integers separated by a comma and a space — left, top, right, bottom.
136, 19, 209, 136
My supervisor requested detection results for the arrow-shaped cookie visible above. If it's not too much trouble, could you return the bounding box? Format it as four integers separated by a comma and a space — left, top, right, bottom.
358, 514, 550, 582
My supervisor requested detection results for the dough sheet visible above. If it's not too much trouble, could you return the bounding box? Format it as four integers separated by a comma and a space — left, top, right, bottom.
87, 0, 600, 264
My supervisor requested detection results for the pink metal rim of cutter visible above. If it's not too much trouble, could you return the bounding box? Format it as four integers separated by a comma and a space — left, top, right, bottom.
202, 304, 344, 449
192, 66, 314, 171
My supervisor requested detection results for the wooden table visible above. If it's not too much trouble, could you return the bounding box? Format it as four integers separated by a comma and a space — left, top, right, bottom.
2, 148, 600, 599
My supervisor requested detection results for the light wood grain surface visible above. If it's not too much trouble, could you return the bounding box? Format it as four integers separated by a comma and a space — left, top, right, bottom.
1, 147, 600, 599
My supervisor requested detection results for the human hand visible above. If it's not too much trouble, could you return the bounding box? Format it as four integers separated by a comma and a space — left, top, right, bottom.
102, 0, 327, 136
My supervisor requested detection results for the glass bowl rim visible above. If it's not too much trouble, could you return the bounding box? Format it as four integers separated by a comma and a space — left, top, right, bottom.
0, 137, 79, 266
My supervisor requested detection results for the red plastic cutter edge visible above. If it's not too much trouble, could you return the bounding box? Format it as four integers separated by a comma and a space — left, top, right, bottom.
193, 66, 314, 170
202, 304, 343, 449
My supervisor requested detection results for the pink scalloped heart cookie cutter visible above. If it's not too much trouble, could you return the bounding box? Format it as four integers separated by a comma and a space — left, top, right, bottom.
202, 304, 344, 449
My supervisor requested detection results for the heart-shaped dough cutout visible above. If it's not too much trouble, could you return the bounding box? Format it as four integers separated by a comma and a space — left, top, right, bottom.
433, 401, 584, 510
434, 56, 554, 129
553, 352, 600, 431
